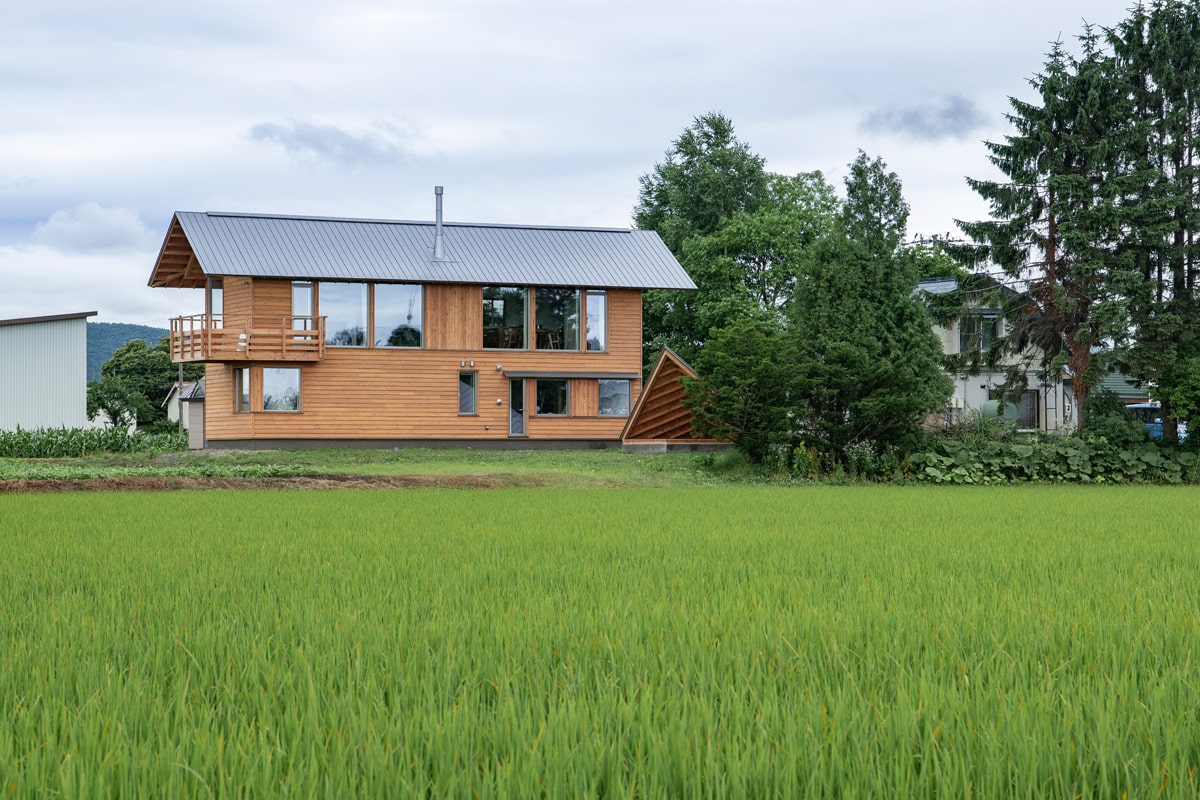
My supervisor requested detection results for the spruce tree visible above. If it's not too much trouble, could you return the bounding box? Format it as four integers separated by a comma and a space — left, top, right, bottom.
1108, 0, 1200, 436
957, 33, 1128, 425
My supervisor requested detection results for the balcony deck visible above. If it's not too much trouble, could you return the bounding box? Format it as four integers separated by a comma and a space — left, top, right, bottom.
169, 315, 326, 363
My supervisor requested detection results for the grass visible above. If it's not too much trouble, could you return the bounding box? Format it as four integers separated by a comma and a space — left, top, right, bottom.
2, 485, 1199, 796
0, 447, 736, 487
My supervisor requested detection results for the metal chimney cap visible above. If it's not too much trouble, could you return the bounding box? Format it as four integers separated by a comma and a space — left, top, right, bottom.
435, 185, 443, 195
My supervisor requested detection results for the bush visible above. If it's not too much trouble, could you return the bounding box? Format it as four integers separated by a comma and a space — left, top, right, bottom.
1081, 388, 1148, 447
910, 433, 1196, 484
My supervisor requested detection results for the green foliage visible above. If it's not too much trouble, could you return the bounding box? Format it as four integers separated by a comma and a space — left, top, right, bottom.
634, 111, 769, 254
86, 374, 149, 430
1081, 388, 1150, 447
0, 427, 186, 458
86, 321, 168, 381
787, 156, 951, 459
684, 321, 800, 464
97, 337, 203, 428
841, 150, 909, 256
911, 432, 1197, 484
635, 113, 841, 366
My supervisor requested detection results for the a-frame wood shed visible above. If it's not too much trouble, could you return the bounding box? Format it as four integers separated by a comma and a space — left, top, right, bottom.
621, 348, 727, 452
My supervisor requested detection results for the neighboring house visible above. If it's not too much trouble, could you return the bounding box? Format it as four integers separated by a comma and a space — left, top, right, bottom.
162, 380, 198, 429
919, 278, 1071, 432
147, 191, 696, 448
0, 311, 97, 431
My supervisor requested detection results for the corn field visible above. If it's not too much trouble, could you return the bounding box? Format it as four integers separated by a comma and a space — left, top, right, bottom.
0, 427, 186, 458
2, 486, 1198, 797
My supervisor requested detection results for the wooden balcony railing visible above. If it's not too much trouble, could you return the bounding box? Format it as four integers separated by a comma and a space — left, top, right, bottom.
169, 314, 327, 362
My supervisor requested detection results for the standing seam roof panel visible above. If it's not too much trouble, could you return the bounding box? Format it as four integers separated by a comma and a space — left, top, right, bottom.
173, 212, 695, 290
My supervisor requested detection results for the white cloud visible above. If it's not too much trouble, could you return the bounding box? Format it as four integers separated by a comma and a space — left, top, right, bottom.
30, 203, 159, 254
0, 243, 201, 325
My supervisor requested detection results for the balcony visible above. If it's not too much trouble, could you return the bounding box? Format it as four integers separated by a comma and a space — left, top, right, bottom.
169, 314, 327, 363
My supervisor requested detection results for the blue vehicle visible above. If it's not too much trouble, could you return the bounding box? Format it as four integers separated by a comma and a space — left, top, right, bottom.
1126, 402, 1188, 441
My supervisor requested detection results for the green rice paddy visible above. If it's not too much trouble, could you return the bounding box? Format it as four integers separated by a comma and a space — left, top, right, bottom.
2, 486, 1199, 797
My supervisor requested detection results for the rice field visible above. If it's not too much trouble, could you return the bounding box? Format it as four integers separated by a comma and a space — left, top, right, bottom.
2, 486, 1199, 797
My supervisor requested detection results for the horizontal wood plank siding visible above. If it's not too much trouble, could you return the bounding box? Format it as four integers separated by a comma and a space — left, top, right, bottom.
203, 365, 253, 440
201, 281, 648, 443
252, 279, 293, 319
426, 284, 481, 350
224, 278, 254, 317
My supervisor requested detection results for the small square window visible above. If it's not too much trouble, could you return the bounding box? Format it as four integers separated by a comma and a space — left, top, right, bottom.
535, 379, 568, 416
598, 379, 630, 417
262, 368, 301, 412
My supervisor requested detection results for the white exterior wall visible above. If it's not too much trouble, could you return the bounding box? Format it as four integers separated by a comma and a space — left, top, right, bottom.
933, 320, 1073, 432
0, 317, 90, 430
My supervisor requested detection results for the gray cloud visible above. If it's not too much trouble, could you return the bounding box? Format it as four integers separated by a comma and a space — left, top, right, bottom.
860, 95, 988, 142
248, 121, 414, 167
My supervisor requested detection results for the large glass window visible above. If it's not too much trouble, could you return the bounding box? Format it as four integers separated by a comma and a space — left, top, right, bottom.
321, 282, 368, 347
234, 367, 249, 413
375, 284, 423, 347
536, 379, 569, 416
535, 288, 580, 350
586, 290, 607, 351
459, 372, 477, 415
262, 368, 301, 412
598, 379, 630, 417
483, 287, 527, 349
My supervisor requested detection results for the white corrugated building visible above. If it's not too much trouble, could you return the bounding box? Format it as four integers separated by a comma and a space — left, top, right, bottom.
0, 311, 97, 431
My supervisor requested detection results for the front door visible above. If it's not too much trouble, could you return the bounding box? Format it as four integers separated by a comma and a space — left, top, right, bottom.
509, 379, 526, 437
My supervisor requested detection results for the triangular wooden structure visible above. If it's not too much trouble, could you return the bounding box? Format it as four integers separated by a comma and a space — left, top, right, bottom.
622, 348, 725, 445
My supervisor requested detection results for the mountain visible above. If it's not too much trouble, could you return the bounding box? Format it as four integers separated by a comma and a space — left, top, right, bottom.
87, 322, 169, 381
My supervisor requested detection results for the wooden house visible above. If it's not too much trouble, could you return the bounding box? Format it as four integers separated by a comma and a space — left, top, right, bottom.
147, 192, 696, 449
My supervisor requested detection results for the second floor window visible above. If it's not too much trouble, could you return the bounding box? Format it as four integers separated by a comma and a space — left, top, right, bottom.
483, 287, 527, 349
586, 290, 607, 351
322, 282, 368, 347
959, 316, 998, 354
375, 284, 423, 347
535, 288, 579, 350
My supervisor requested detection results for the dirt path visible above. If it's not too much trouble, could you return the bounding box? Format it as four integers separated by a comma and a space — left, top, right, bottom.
0, 473, 546, 493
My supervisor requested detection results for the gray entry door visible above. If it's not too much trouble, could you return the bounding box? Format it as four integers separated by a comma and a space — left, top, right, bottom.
509, 379, 526, 436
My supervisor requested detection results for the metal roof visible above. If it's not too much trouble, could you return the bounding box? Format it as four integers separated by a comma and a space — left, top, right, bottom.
157, 211, 695, 290
0, 311, 96, 327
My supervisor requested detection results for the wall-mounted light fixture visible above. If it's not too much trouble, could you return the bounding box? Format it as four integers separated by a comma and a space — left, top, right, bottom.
460, 360, 466, 367
496, 398, 503, 405
496, 365, 503, 371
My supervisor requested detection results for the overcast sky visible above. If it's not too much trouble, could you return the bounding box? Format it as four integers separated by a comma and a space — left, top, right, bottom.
0, 0, 1136, 326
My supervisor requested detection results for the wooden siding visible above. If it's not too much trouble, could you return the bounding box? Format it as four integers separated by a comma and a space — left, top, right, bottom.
623, 349, 717, 442
201, 282, 646, 442
425, 284, 480, 350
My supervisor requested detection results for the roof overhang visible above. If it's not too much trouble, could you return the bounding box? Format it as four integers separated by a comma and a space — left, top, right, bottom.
148, 215, 207, 288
